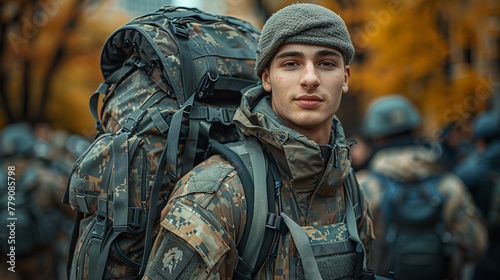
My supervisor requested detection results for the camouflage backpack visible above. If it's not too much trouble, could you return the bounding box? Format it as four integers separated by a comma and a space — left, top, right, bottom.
62, 6, 262, 279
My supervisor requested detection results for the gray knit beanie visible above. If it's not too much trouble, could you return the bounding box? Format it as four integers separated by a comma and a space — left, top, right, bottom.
255, 3, 355, 78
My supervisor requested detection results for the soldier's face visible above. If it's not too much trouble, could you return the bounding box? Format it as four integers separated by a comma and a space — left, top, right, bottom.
262, 44, 350, 143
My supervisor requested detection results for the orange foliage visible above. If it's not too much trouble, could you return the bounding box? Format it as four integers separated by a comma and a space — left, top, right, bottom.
0, 0, 131, 135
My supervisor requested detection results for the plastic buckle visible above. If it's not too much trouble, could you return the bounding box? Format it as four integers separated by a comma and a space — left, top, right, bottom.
206, 108, 234, 125
117, 109, 144, 135
171, 21, 190, 38
266, 213, 284, 232
92, 217, 107, 239
128, 208, 143, 228
197, 72, 219, 100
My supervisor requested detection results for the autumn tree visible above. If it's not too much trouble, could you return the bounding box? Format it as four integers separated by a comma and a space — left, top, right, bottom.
0, 0, 130, 135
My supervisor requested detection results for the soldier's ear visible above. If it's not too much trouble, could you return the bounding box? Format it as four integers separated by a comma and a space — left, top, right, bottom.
262, 69, 272, 92
342, 65, 350, 94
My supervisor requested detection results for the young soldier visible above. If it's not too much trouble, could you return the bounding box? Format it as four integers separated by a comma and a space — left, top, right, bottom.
144, 3, 374, 279
356, 95, 488, 279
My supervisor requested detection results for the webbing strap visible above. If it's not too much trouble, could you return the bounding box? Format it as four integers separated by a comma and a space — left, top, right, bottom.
118, 90, 168, 134
207, 141, 257, 279
167, 94, 195, 180
189, 106, 236, 125
237, 138, 268, 269
148, 107, 170, 134
112, 133, 130, 232
281, 212, 323, 280
345, 177, 367, 272
139, 144, 170, 277
171, 22, 195, 104
89, 60, 142, 129
92, 230, 121, 280
87, 175, 111, 279
88, 218, 107, 279
182, 118, 200, 174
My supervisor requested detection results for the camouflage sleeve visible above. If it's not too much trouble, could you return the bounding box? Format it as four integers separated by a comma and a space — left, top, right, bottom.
144, 155, 247, 279
439, 173, 488, 263
356, 170, 385, 240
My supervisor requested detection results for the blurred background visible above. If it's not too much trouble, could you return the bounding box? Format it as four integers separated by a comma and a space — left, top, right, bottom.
0, 0, 500, 138
1, 0, 499, 139
0, 1, 499, 279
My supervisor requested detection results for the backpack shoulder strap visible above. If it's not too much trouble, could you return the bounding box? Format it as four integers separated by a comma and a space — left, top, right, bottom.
344, 169, 364, 221
344, 169, 368, 275
209, 137, 277, 279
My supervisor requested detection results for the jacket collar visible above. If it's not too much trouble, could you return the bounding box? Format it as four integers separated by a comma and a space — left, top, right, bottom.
233, 85, 352, 196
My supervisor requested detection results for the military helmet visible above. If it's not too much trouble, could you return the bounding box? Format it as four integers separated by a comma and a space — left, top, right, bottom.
363, 94, 421, 138
473, 111, 500, 140
0, 122, 36, 157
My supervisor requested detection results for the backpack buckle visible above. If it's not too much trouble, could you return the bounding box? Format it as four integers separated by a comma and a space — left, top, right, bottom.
206, 107, 235, 125
171, 21, 190, 38
92, 217, 108, 239
197, 72, 219, 100
266, 213, 287, 234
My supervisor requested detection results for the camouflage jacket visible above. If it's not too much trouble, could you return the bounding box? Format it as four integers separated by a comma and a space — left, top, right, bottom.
144, 85, 374, 279
355, 141, 488, 271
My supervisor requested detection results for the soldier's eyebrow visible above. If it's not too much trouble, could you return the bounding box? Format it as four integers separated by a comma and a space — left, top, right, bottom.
316, 49, 342, 59
275, 51, 303, 60
274, 50, 342, 60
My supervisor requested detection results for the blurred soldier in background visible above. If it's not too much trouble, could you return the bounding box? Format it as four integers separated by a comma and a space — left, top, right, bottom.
0, 122, 89, 280
454, 110, 500, 279
349, 133, 373, 172
436, 117, 475, 171
355, 95, 487, 279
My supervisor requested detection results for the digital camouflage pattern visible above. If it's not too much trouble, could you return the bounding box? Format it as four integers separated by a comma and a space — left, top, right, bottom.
144, 85, 375, 279
68, 69, 178, 214
356, 145, 488, 275
65, 5, 260, 280
102, 6, 260, 105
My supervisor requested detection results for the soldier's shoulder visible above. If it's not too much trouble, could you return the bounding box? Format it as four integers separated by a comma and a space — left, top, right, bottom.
174, 155, 238, 197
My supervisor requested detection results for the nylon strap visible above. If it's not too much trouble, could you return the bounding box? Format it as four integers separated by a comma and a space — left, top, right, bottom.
87, 218, 107, 279
207, 141, 258, 279
166, 94, 195, 180
148, 107, 170, 134
112, 133, 130, 232
345, 176, 367, 271
182, 117, 200, 174
171, 22, 195, 104
92, 230, 121, 279
237, 137, 268, 269
139, 144, 170, 277
89, 60, 141, 128
87, 145, 114, 279
280, 212, 323, 280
